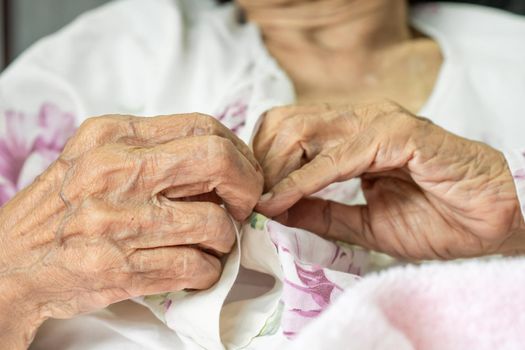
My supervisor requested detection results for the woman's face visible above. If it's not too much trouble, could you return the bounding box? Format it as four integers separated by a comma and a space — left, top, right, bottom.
237, 0, 308, 6
236, 0, 356, 8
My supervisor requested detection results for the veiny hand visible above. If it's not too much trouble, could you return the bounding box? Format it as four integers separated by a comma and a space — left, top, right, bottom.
0, 113, 263, 349
254, 101, 525, 260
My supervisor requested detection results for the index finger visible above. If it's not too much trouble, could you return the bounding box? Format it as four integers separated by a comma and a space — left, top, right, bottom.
144, 135, 264, 221
257, 130, 379, 216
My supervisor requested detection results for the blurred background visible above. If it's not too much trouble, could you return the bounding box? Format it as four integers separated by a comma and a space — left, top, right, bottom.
0, 0, 524, 70
0, 0, 110, 69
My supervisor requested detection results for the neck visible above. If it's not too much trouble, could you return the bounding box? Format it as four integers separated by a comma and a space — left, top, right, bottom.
238, 0, 441, 111
240, 0, 411, 52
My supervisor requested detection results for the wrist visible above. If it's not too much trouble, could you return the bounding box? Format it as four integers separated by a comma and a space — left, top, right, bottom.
0, 273, 48, 349
510, 206, 525, 247
500, 149, 525, 254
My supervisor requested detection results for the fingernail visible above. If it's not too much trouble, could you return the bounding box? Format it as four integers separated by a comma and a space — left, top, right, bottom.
259, 192, 273, 202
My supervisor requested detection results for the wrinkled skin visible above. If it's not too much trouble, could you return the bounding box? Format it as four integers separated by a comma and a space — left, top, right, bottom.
0, 113, 263, 349
255, 101, 525, 260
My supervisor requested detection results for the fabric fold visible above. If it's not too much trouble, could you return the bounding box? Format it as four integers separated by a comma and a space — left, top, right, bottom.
504, 149, 525, 220
140, 214, 370, 349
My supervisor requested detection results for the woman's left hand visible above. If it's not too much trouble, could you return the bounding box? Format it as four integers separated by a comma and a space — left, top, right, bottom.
254, 101, 525, 259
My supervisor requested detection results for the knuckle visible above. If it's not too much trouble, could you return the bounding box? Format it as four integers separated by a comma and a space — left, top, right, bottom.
264, 106, 283, 120
129, 252, 153, 273
412, 115, 435, 137
66, 145, 132, 195
180, 252, 221, 289
179, 248, 205, 276
208, 133, 230, 150
400, 112, 431, 134
77, 116, 98, 132
377, 99, 402, 112
205, 201, 230, 221
254, 170, 265, 195
200, 113, 221, 128
79, 115, 120, 134
356, 99, 403, 121
182, 202, 236, 253
264, 105, 296, 122
414, 115, 434, 125
134, 204, 161, 236
60, 199, 112, 240
77, 200, 113, 234
390, 110, 413, 127
318, 152, 340, 174
354, 105, 379, 122
284, 170, 304, 190
82, 251, 114, 276
203, 203, 234, 237
208, 135, 237, 171
190, 112, 215, 121
205, 257, 222, 278
191, 112, 223, 135
79, 147, 116, 174
75, 115, 129, 147
216, 212, 236, 245
280, 116, 302, 135
73, 243, 128, 279
64, 115, 128, 156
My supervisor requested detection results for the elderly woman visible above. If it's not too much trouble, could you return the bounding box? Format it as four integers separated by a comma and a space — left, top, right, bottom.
1, 0, 525, 348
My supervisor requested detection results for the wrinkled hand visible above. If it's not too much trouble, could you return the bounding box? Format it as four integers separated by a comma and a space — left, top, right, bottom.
254, 101, 525, 260
0, 114, 263, 348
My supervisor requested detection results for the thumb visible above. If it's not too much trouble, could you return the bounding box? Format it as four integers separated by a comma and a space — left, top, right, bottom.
256, 153, 340, 217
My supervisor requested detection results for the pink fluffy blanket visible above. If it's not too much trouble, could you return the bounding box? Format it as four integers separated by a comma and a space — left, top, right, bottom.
287, 257, 525, 350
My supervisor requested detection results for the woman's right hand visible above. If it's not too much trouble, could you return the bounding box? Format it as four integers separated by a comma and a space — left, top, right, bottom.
0, 113, 263, 348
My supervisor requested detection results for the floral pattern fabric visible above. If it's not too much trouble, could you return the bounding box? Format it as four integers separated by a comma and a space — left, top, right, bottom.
0, 92, 251, 207
214, 87, 252, 135
142, 213, 370, 349
0, 103, 75, 205
0, 94, 363, 346
264, 216, 368, 338
4, 101, 525, 349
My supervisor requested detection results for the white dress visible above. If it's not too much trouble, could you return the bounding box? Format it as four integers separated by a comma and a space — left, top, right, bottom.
0, 0, 522, 349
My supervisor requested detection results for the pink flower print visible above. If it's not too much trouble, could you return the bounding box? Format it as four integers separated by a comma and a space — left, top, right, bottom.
163, 298, 173, 312
0, 103, 75, 205
281, 262, 346, 338
34, 103, 76, 151
314, 179, 361, 205
214, 87, 252, 135
293, 264, 343, 308
514, 168, 525, 181
267, 220, 366, 338
216, 101, 247, 135
267, 221, 365, 274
